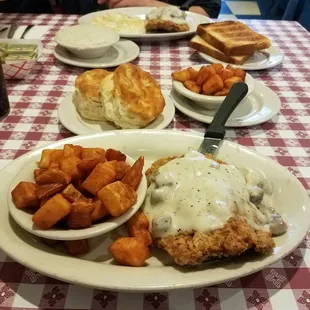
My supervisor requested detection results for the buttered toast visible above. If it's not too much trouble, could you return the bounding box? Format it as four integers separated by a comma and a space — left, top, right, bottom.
189, 35, 253, 65
197, 21, 271, 56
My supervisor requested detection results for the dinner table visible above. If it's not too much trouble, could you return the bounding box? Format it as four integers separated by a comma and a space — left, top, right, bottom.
0, 12, 310, 310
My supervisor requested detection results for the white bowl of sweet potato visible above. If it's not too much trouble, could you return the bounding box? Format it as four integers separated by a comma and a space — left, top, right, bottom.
172, 63, 255, 110
9, 144, 147, 241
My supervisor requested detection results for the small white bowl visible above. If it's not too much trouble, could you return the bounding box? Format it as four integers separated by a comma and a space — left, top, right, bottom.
55, 24, 120, 59
173, 65, 256, 110
8, 155, 147, 241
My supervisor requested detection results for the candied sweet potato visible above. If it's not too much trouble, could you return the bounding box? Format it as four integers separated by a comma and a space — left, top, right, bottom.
98, 181, 137, 217
36, 183, 64, 200
187, 67, 199, 82
32, 193, 71, 229
184, 80, 201, 94
62, 183, 82, 203
218, 69, 234, 81
82, 161, 116, 195
91, 199, 109, 223
202, 74, 224, 96
214, 88, 229, 96
77, 154, 101, 172
128, 226, 153, 246
224, 76, 243, 90
210, 63, 224, 74
81, 148, 106, 161
35, 169, 71, 186
67, 201, 95, 229
110, 237, 150, 267
59, 156, 83, 180
121, 156, 144, 190
234, 68, 246, 81
105, 148, 126, 162
127, 211, 149, 230
64, 239, 89, 256
171, 69, 191, 82
116, 161, 131, 180
196, 66, 210, 86
11, 182, 40, 209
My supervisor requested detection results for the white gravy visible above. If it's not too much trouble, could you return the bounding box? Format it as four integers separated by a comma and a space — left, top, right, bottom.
146, 6, 187, 25
143, 150, 287, 238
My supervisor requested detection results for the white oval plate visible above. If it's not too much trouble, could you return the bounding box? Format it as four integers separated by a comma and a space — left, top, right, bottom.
78, 7, 210, 41
53, 40, 139, 69
171, 82, 281, 127
0, 130, 309, 291
173, 66, 255, 110
198, 46, 284, 70
8, 156, 147, 241
58, 93, 175, 135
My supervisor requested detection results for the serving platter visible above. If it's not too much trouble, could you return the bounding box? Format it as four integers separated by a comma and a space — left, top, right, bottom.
0, 130, 309, 291
78, 7, 210, 41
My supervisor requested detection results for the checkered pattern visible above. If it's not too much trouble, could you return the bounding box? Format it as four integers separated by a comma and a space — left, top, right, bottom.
0, 13, 310, 310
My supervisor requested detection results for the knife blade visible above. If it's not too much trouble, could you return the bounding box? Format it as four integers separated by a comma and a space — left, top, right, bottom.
198, 82, 248, 156
7, 24, 18, 39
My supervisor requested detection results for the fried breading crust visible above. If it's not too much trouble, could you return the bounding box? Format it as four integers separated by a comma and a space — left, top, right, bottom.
145, 156, 275, 266
146, 20, 189, 33
156, 217, 275, 266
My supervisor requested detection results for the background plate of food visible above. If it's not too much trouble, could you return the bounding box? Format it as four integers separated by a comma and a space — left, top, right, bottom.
0, 130, 309, 291
78, 7, 210, 41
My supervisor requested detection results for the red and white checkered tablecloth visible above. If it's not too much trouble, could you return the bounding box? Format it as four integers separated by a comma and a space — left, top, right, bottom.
0, 13, 310, 310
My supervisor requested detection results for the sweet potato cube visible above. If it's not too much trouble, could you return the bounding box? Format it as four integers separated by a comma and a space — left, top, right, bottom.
67, 201, 95, 229
81, 148, 106, 162
36, 183, 64, 199
234, 68, 246, 81
49, 162, 60, 169
82, 161, 116, 195
127, 211, 149, 230
64, 239, 89, 256
50, 150, 64, 163
128, 227, 153, 246
202, 74, 224, 95
34, 169, 46, 183
77, 154, 101, 172
105, 148, 126, 162
40, 197, 49, 208
63, 144, 82, 158
59, 156, 83, 180
224, 76, 243, 90
11, 182, 40, 209
32, 194, 72, 229
116, 161, 131, 180
210, 63, 224, 74
218, 69, 234, 81
91, 199, 109, 223
121, 156, 144, 190
110, 237, 150, 267
39, 149, 54, 169
62, 183, 82, 203
98, 181, 137, 217
35, 169, 71, 185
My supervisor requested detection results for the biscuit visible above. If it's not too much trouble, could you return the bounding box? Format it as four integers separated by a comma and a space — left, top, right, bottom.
100, 63, 165, 128
73, 69, 111, 121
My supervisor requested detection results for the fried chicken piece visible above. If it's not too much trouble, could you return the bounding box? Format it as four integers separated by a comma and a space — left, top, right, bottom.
155, 217, 275, 266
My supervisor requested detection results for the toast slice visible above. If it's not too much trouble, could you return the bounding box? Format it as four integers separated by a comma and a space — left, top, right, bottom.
197, 21, 271, 56
189, 35, 253, 65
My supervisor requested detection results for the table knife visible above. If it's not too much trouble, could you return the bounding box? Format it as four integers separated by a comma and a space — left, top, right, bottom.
7, 24, 18, 39
198, 82, 248, 156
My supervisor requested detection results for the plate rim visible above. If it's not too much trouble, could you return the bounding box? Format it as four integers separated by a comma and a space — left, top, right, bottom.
78, 6, 210, 39
58, 93, 175, 135
171, 82, 281, 127
0, 130, 309, 292
53, 40, 140, 68
198, 46, 284, 70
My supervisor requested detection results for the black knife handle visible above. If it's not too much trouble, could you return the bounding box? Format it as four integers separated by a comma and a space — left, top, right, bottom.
205, 82, 248, 139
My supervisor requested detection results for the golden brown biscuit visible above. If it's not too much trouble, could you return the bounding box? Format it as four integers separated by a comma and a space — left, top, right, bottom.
100, 63, 165, 128
73, 69, 111, 121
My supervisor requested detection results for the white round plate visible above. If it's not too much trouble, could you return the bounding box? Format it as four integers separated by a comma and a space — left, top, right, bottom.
0, 131, 309, 291
198, 46, 284, 70
53, 40, 139, 68
173, 66, 255, 110
78, 7, 210, 41
58, 93, 175, 135
171, 82, 281, 127
8, 157, 147, 241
